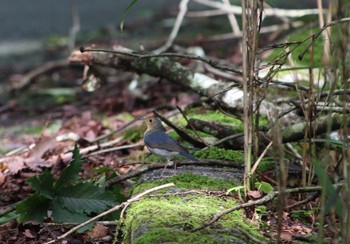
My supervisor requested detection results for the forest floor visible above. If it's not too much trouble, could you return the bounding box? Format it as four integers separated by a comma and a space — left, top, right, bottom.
0, 4, 341, 243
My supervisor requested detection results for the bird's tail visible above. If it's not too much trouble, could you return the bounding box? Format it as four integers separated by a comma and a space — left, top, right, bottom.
180, 152, 199, 161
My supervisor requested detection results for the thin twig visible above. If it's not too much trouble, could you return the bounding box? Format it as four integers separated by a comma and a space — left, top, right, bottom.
193, 0, 320, 18
153, 0, 189, 54
176, 106, 209, 147
86, 142, 143, 156
222, 0, 240, 34
153, 110, 206, 148
81, 47, 243, 75
250, 141, 273, 176
298, 17, 350, 61
44, 183, 175, 244
90, 110, 150, 143
284, 192, 320, 210
192, 183, 343, 232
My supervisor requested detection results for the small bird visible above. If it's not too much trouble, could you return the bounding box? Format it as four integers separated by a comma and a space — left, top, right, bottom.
144, 117, 198, 173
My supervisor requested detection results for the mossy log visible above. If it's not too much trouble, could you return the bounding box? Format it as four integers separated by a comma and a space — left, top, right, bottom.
120, 164, 268, 244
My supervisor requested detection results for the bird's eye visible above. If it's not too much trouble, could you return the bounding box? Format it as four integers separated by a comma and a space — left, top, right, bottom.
149, 118, 153, 123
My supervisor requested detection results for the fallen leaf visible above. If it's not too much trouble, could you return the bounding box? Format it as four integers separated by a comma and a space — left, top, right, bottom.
3, 156, 26, 174
87, 224, 109, 240
247, 190, 262, 199
27, 136, 56, 162
0, 172, 7, 186
23, 229, 35, 239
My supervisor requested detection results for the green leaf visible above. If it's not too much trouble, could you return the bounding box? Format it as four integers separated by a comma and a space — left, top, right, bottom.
50, 200, 94, 232
94, 174, 107, 188
120, 0, 140, 30
256, 205, 267, 214
55, 183, 117, 215
112, 183, 129, 203
50, 200, 90, 223
16, 194, 51, 223
27, 171, 55, 199
94, 167, 114, 174
226, 185, 245, 195
15, 144, 119, 225
314, 161, 342, 216
54, 143, 83, 190
0, 211, 19, 225
255, 181, 274, 194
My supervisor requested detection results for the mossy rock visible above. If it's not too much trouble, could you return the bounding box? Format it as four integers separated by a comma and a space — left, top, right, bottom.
133, 173, 239, 194
121, 174, 268, 244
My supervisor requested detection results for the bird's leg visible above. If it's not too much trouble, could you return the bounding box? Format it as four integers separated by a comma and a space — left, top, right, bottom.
160, 158, 171, 177
172, 160, 177, 176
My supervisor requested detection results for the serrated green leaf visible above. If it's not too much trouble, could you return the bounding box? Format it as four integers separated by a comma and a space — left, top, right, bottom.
27, 171, 55, 199
55, 183, 117, 215
112, 183, 128, 202
54, 143, 83, 190
16, 194, 51, 223
0, 210, 19, 225
50, 200, 90, 223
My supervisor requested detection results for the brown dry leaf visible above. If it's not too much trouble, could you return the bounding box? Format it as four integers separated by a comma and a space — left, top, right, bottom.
3, 156, 26, 174
291, 222, 312, 235
0, 171, 7, 186
23, 229, 35, 239
27, 136, 56, 161
247, 190, 262, 199
25, 136, 57, 170
86, 224, 109, 240
279, 230, 293, 242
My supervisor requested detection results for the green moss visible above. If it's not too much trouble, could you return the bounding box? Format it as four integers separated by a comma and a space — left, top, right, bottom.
256, 157, 275, 173
143, 154, 164, 163
21, 124, 44, 135
114, 112, 136, 122
133, 228, 220, 244
189, 111, 243, 132
256, 115, 269, 128
132, 173, 236, 195
123, 126, 144, 143
191, 111, 241, 124
266, 26, 324, 67
167, 130, 209, 141
290, 209, 316, 222
123, 181, 265, 243
194, 148, 244, 162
